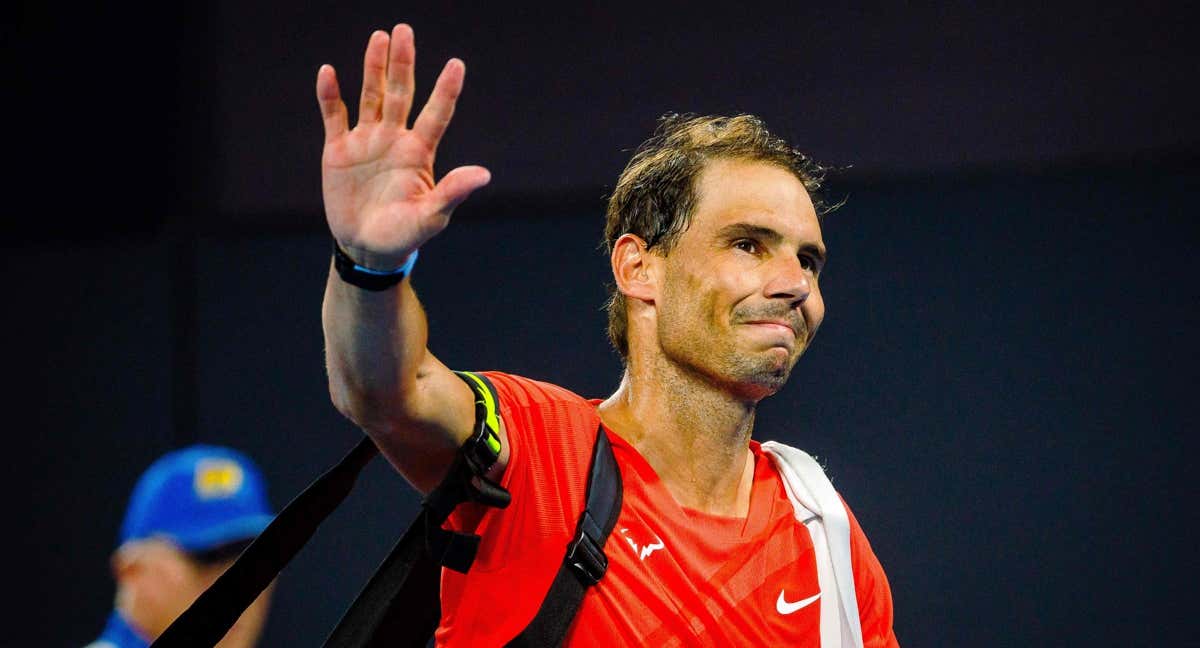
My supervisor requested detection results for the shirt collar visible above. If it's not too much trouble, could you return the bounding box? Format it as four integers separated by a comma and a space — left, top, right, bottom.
95, 611, 149, 648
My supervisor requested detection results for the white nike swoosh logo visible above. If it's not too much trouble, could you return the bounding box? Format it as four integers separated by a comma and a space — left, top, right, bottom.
776, 590, 821, 614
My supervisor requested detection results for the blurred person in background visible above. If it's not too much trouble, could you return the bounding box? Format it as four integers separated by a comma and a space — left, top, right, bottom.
85, 444, 275, 648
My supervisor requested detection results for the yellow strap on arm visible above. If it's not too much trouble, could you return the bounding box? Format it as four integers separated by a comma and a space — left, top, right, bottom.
453, 371, 503, 464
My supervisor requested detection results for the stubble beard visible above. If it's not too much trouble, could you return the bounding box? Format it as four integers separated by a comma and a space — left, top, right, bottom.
726, 301, 809, 397
725, 348, 796, 397
658, 305, 810, 402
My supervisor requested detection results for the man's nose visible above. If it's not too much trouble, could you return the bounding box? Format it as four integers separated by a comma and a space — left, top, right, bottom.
764, 256, 812, 305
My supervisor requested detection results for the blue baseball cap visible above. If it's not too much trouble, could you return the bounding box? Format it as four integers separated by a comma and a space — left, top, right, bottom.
118, 444, 274, 553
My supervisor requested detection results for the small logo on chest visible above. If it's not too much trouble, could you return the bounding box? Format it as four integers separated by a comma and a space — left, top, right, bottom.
776, 590, 821, 615
619, 527, 665, 561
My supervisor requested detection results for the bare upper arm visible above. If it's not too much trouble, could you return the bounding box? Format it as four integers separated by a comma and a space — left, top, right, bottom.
371, 352, 510, 493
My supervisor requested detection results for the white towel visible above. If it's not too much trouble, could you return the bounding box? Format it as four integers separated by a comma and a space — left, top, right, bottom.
762, 441, 864, 648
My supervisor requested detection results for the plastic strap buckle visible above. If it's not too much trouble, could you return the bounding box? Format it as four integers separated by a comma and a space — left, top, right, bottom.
564, 510, 608, 586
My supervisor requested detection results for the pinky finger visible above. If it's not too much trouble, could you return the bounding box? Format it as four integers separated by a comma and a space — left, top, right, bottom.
316, 64, 349, 141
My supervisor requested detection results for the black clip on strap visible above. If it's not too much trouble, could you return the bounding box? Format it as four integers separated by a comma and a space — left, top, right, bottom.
563, 429, 622, 585
565, 510, 609, 586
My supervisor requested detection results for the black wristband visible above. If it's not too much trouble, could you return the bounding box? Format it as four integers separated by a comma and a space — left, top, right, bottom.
331, 241, 419, 291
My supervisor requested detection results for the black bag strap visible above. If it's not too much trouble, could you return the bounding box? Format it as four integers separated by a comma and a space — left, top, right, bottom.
152, 436, 380, 647
506, 425, 623, 647
152, 370, 506, 648
154, 369, 621, 648
330, 379, 623, 648
323, 371, 510, 647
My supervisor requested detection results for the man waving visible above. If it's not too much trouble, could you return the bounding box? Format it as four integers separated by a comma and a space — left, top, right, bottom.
318, 23, 897, 647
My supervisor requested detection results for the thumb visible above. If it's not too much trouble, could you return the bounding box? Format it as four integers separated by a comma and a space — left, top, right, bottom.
430, 165, 491, 215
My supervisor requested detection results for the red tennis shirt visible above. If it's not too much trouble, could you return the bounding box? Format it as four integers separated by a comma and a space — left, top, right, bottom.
438, 372, 897, 646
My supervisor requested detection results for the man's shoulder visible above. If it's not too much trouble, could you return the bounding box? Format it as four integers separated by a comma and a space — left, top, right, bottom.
475, 370, 594, 410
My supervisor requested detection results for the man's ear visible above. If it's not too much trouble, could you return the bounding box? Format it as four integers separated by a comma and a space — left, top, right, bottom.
111, 542, 143, 584
611, 233, 657, 303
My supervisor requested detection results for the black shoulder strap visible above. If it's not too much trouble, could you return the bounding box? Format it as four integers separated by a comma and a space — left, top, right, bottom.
152, 436, 379, 647
323, 371, 509, 647
152, 370, 507, 648
154, 371, 621, 648
506, 425, 623, 647
331, 381, 624, 647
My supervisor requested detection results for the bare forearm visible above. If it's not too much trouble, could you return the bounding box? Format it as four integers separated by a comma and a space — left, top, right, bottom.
322, 262, 428, 432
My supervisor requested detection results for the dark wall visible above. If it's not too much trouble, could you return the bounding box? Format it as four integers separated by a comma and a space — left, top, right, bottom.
10, 1, 1198, 646
209, 2, 1199, 216
11, 2, 1197, 235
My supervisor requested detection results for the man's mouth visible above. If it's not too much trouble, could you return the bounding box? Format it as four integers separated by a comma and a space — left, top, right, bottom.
744, 320, 797, 337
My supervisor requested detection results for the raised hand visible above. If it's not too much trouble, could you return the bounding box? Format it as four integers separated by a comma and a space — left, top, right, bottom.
316, 24, 491, 269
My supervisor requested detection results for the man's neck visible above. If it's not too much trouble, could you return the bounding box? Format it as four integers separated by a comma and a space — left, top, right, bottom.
598, 359, 758, 518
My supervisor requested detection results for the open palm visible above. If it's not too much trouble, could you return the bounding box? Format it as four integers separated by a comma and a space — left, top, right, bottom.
316, 24, 490, 269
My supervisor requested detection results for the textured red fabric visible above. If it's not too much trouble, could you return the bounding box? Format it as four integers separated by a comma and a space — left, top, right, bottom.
437, 372, 897, 647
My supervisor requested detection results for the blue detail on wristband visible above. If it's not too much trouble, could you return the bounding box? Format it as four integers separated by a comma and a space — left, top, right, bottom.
332, 242, 420, 291
353, 249, 419, 276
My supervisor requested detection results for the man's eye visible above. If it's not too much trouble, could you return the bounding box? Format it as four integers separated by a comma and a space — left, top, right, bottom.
734, 239, 759, 254
799, 255, 814, 271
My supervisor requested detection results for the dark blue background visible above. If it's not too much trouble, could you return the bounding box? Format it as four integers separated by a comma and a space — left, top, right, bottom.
9, 1, 1197, 646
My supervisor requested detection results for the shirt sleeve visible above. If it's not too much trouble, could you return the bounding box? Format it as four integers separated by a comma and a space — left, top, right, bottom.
444, 371, 598, 550
436, 372, 599, 645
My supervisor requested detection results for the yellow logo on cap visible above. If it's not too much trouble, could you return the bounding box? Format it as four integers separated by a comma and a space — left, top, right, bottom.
194, 459, 244, 499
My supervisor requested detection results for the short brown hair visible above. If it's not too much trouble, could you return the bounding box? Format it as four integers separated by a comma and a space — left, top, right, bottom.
603, 113, 831, 359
